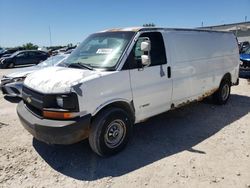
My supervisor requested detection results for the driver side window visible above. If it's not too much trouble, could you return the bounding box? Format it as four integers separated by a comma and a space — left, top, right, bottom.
134, 38, 144, 60
123, 32, 167, 70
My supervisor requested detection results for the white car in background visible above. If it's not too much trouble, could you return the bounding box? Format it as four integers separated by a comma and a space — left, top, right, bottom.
0, 54, 69, 97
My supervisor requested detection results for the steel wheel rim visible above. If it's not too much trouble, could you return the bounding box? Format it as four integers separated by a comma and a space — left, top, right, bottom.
221, 84, 229, 101
104, 119, 126, 148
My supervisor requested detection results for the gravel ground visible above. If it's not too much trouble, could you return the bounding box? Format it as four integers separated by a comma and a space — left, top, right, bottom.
0, 68, 250, 188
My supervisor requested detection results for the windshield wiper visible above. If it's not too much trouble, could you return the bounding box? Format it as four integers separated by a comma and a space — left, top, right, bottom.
68, 62, 93, 70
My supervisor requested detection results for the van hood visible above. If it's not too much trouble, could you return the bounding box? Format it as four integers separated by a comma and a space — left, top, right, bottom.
24, 66, 103, 93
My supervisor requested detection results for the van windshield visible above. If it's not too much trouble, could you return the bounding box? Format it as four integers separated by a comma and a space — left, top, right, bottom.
62, 32, 135, 70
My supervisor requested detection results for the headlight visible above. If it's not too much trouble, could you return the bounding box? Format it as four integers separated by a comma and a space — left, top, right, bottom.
43, 93, 79, 120
55, 93, 79, 110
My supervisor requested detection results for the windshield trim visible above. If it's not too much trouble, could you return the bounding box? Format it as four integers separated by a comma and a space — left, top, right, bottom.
113, 32, 137, 71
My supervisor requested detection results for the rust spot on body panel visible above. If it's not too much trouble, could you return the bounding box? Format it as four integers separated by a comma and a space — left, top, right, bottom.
175, 88, 218, 109
197, 88, 218, 101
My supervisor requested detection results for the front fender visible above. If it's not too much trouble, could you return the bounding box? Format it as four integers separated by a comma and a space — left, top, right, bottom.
92, 98, 133, 116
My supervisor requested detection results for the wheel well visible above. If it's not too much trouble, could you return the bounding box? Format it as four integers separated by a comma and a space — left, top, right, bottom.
222, 73, 232, 85
93, 101, 135, 123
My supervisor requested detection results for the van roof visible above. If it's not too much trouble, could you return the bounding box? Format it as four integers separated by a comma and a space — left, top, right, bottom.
99, 27, 232, 34
100, 27, 144, 32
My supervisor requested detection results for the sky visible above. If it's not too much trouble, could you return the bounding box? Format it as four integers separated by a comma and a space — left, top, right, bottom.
0, 0, 250, 47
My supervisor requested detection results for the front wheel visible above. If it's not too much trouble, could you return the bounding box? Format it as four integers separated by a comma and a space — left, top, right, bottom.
212, 79, 231, 105
88, 108, 133, 156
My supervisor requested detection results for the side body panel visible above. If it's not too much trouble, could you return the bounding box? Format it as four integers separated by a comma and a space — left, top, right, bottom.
128, 31, 173, 122
77, 30, 239, 123
129, 65, 172, 122
163, 30, 239, 106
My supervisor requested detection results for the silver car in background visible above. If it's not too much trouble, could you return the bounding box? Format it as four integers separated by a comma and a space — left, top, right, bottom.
0, 54, 69, 97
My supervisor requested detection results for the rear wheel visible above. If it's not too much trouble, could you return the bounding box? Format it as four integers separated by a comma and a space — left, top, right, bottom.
88, 108, 133, 156
212, 78, 231, 105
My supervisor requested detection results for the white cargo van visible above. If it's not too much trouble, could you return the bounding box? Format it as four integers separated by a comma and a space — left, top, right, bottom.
17, 27, 239, 156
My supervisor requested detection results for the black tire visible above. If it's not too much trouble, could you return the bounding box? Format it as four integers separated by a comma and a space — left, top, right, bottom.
212, 78, 231, 105
88, 108, 133, 157
8, 62, 15, 68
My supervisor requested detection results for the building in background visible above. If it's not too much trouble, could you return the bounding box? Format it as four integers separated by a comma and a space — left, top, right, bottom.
200, 21, 250, 42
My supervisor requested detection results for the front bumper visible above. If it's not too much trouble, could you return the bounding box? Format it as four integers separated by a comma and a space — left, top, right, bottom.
0, 81, 23, 97
17, 101, 91, 145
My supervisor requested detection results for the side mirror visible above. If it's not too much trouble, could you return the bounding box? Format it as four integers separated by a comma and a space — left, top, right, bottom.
141, 55, 151, 66
140, 39, 151, 67
141, 41, 151, 52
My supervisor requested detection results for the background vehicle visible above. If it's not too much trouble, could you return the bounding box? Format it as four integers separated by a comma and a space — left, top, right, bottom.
0, 48, 19, 59
17, 27, 240, 157
239, 41, 250, 53
51, 46, 77, 56
240, 46, 250, 70
0, 50, 49, 68
0, 54, 68, 97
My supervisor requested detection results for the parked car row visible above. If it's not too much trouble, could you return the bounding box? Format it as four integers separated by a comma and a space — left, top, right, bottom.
0, 45, 77, 69
0, 54, 69, 97
0, 50, 50, 68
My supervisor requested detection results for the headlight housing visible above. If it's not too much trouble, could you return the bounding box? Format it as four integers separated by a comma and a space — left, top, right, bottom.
54, 93, 79, 111
42, 93, 79, 120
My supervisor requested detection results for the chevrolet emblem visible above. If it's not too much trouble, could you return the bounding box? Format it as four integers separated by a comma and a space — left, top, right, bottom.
27, 97, 32, 103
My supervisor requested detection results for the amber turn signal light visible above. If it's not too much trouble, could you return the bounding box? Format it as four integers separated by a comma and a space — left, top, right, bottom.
43, 110, 75, 120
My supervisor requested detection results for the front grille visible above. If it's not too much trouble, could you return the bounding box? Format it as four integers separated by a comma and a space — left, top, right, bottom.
22, 86, 44, 117
22, 86, 44, 100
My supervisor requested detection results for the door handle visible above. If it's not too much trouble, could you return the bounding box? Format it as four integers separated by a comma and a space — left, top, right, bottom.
167, 66, 171, 78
